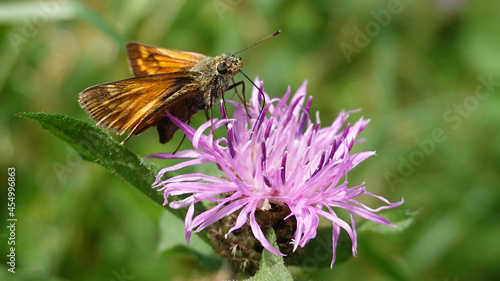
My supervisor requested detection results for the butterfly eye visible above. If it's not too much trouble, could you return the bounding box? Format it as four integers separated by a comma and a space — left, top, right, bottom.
217, 62, 228, 74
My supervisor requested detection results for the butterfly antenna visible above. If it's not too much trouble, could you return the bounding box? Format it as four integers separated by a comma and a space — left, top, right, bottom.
232, 30, 281, 56
233, 30, 281, 110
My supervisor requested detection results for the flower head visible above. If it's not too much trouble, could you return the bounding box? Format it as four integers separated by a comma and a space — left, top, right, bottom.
148, 80, 403, 267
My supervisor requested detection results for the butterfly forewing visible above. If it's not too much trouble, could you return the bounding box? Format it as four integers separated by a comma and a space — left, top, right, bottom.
78, 72, 199, 140
126, 42, 207, 76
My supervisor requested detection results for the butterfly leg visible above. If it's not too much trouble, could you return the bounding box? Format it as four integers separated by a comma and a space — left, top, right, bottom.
173, 131, 188, 154
227, 80, 245, 103
207, 94, 219, 141
227, 80, 249, 116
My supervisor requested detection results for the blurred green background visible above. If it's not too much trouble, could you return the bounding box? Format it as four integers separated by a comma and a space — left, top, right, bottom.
1, 0, 500, 280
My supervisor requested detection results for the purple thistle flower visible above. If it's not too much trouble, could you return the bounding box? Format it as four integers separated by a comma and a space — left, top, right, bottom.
147, 79, 403, 267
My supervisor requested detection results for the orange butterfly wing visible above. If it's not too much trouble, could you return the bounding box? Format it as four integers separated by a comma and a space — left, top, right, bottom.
126, 42, 207, 76
78, 72, 203, 143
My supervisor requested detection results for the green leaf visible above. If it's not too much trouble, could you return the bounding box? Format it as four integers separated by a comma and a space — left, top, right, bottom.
358, 209, 419, 235
19, 112, 214, 246
246, 228, 293, 281
19, 114, 205, 223
19, 112, 163, 200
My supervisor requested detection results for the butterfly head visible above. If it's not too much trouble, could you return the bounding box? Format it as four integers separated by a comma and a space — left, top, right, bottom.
216, 54, 242, 78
